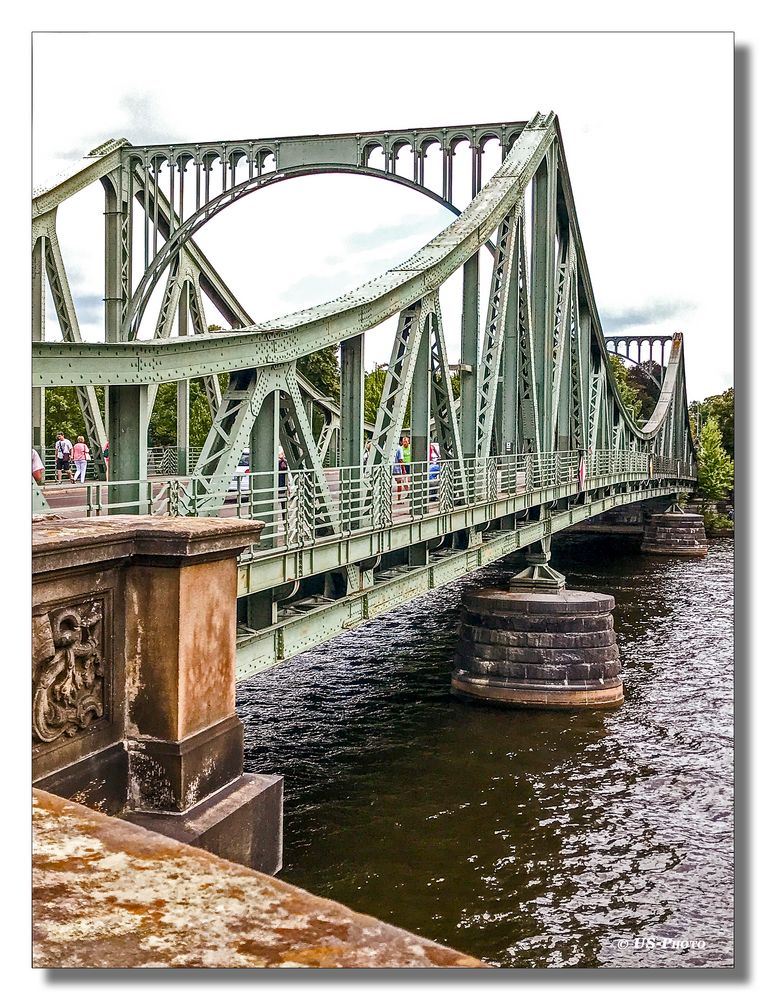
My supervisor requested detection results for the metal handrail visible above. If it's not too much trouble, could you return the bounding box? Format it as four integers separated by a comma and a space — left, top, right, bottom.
35, 449, 696, 554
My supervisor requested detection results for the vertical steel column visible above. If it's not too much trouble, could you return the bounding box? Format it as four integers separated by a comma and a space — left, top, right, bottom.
107, 385, 149, 514
104, 168, 146, 499
176, 284, 190, 476
577, 305, 591, 451
250, 389, 280, 550
340, 335, 364, 465
557, 302, 572, 453
460, 253, 480, 459
496, 233, 520, 455
340, 334, 365, 529
32, 237, 46, 452
409, 315, 431, 563
103, 171, 128, 345
531, 146, 558, 453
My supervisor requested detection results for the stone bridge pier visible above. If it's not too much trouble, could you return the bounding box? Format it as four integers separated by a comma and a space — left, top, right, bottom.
560, 497, 709, 558
32, 516, 283, 875
452, 495, 708, 710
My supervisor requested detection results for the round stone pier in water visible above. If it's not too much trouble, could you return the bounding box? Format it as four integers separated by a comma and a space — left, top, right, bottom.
452, 588, 624, 710
641, 512, 708, 557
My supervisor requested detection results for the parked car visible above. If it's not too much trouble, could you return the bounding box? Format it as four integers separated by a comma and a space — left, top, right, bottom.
227, 449, 251, 497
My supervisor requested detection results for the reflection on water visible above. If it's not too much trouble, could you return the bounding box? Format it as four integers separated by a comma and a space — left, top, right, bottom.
237, 536, 733, 968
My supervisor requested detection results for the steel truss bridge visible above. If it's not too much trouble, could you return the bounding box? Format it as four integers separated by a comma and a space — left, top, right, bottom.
32, 112, 696, 680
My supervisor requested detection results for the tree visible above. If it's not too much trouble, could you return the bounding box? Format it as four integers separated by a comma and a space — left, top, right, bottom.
690, 387, 734, 459
625, 360, 662, 421
44, 385, 105, 446
298, 346, 340, 402
363, 365, 462, 430
364, 365, 388, 425
608, 355, 642, 422
148, 383, 177, 445
696, 417, 734, 500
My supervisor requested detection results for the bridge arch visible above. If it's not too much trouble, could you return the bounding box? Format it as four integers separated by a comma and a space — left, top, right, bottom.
122, 163, 480, 341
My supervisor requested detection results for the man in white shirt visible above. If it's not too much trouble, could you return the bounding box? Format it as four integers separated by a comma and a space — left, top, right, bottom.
54, 432, 74, 483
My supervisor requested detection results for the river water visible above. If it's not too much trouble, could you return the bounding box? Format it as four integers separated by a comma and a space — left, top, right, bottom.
237, 535, 734, 968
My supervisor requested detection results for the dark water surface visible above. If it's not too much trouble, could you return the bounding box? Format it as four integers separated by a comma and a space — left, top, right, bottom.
237, 536, 734, 968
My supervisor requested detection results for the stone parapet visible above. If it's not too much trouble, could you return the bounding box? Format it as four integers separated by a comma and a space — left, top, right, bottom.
33, 790, 484, 969
32, 516, 282, 874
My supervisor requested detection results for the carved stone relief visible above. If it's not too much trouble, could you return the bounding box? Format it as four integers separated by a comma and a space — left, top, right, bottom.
32, 599, 106, 745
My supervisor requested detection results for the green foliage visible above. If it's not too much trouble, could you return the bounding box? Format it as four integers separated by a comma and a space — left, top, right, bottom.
45, 387, 82, 443
690, 387, 734, 459
297, 346, 340, 402
676, 490, 690, 510
44, 386, 105, 445
625, 360, 662, 421
363, 365, 462, 430
364, 366, 388, 425
148, 378, 229, 447
147, 383, 176, 445
696, 417, 734, 500
607, 356, 642, 422
702, 508, 734, 533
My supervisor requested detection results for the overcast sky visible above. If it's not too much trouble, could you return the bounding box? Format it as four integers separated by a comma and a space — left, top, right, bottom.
33, 31, 733, 401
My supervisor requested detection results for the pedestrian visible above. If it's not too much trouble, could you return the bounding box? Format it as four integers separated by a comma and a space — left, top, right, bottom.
32, 448, 44, 485
428, 457, 440, 503
54, 432, 74, 483
401, 435, 411, 474
103, 440, 109, 481
72, 436, 91, 483
362, 439, 372, 467
400, 435, 411, 497
428, 439, 440, 504
393, 438, 405, 500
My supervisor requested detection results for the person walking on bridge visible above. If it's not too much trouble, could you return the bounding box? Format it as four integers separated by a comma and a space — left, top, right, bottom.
397, 435, 412, 500
72, 436, 91, 484
54, 432, 74, 484
393, 438, 406, 500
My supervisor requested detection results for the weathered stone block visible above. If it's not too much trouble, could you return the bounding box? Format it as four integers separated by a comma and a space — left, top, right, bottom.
126, 773, 284, 875
461, 623, 616, 649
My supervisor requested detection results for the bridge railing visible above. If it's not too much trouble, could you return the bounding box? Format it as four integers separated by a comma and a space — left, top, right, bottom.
37, 449, 696, 552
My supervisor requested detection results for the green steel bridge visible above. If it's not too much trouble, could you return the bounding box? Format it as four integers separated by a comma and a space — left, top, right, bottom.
32, 112, 696, 680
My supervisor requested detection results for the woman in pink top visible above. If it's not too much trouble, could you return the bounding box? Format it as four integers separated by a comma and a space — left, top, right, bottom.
72, 436, 90, 483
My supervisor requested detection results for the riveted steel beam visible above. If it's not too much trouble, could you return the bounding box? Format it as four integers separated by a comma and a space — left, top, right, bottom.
459, 253, 480, 460
429, 295, 466, 499
35, 119, 555, 383
476, 207, 520, 457
531, 144, 558, 453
